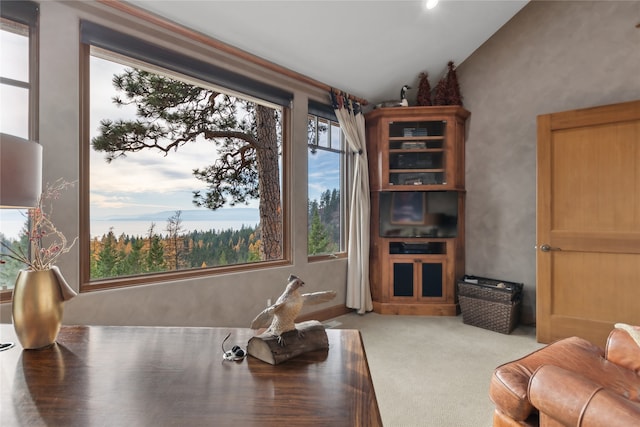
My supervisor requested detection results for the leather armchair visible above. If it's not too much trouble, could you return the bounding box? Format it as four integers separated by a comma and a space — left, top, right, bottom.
489, 325, 640, 426
529, 365, 640, 427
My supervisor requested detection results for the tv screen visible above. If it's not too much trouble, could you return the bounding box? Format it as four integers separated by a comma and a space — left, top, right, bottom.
379, 191, 458, 238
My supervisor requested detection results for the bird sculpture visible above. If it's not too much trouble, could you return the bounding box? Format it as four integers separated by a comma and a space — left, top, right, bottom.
374, 84, 411, 109
250, 274, 336, 345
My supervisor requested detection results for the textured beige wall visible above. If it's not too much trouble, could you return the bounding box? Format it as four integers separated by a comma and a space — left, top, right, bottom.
457, 0, 640, 323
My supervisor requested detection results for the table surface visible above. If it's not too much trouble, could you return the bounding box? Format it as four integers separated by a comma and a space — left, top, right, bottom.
0, 324, 381, 427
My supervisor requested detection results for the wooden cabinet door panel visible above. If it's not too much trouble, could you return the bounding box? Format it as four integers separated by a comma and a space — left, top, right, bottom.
537, 100, 640, 347
387, 256, 447, 303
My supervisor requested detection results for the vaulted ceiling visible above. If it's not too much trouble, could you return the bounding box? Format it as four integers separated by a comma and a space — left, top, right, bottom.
127, 1, 529, 104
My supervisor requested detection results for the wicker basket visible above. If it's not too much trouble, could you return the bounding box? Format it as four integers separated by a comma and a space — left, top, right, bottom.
458, 276, 523, 334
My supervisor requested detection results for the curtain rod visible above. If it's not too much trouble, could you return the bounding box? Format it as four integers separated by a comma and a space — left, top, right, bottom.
98, 0, 368, 106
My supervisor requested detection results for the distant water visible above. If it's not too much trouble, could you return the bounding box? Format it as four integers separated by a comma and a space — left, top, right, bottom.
92, 220, 258, 238
0, 219, 258, 240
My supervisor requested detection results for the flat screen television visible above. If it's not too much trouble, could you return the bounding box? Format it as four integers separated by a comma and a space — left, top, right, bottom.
379, 191, 458, 238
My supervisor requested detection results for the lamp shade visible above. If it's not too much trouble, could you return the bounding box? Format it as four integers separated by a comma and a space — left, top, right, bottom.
0, 133, 43, 208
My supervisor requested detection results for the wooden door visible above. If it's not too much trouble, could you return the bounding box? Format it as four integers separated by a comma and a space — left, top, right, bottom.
537, 100, 640, 347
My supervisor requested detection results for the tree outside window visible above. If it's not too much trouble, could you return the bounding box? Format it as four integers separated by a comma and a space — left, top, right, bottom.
88, 52, 284, 282
307, 115, 346, 256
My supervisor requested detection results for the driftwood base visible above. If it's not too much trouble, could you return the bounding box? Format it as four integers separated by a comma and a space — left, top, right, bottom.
247, 320, 329, 365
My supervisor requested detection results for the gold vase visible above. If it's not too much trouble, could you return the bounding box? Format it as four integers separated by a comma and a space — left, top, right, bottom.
12, 269, 64, 350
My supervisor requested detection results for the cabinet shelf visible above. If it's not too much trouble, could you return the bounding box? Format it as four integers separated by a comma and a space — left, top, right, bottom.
389, 140, 443, 150
389, 136, 444, 141
389, 168, 445, 173
389, 149, 443, 153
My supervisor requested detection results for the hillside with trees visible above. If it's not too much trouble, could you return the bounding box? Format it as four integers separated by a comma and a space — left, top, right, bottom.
89, 222, 261, 279
1, 188, 340, 284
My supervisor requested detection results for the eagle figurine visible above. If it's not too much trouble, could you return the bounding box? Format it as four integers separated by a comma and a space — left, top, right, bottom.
250, 275, 336, 345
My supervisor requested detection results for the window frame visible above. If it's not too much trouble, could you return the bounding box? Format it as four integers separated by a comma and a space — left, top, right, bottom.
0, 2, 38, 140
306, 111, 349, 261
0, 1, 39, 303
79, 32, 292, 293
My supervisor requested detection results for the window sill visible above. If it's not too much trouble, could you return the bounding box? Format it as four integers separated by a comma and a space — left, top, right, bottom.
307, 252, 347, 263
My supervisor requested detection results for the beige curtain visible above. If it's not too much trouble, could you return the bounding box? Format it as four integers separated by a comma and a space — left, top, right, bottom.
333, 93, 372, 314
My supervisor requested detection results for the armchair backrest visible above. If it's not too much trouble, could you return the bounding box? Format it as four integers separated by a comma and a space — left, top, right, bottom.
606, 325, 640, 376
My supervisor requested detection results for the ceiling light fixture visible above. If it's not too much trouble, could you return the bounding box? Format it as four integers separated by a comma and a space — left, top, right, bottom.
426, 0, 439, 10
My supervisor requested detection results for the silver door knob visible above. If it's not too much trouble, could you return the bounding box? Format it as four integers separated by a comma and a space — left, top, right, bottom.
540, 244, 561, 252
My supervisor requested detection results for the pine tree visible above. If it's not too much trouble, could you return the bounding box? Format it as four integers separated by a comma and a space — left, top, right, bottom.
308, 207, 332, 255
92, 68, 283, 260
145, 223, 165, 272
96, 229, 120, 278
307, 189, 341, 254
122, 238, 144, 275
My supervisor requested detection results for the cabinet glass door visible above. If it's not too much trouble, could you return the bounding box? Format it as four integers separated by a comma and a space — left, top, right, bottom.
387, 120, 446, 187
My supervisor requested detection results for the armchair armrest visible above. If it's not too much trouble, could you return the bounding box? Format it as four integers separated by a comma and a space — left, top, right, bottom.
529, 365, 640, 427
606, 324, 640, 375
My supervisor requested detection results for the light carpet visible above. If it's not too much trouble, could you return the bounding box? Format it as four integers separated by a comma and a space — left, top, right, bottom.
329, 312, 545, 427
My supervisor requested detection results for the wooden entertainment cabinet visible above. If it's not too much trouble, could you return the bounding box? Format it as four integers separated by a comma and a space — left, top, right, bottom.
365, 106, 470, 315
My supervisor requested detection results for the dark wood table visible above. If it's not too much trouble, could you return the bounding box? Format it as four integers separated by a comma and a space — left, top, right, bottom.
0, 324, 381, 426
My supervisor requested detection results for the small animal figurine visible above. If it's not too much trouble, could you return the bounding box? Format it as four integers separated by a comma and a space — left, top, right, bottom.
375, 85, 411, 109
250, 274, 336, 345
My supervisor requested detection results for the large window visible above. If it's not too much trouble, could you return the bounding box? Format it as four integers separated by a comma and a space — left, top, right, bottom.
307, 112, 347, 256
85, 38, 287, 285
0, 18, 30, 137
0, 2, 38, 298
